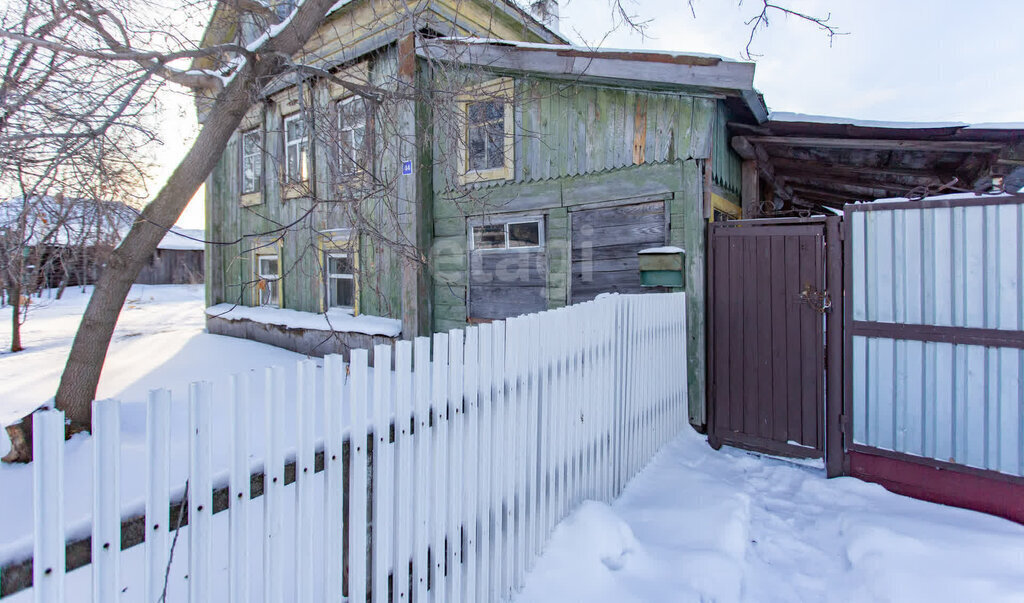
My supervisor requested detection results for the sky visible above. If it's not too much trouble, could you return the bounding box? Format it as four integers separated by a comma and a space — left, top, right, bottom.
167, 0, 1024, 228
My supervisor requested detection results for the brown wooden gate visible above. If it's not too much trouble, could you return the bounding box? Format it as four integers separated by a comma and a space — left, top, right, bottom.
707, 217, 844, 475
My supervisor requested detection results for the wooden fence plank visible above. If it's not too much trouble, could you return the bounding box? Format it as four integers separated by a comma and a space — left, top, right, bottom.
145, 389, 171, 603
91, 399, 120, 603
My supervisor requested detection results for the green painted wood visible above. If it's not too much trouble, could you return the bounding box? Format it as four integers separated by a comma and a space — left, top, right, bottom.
675, 160, 707, 425
638, 253, 684, 271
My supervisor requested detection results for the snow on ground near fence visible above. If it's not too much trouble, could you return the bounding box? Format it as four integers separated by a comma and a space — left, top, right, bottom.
516, 428, 1024, 603
0, 285, 306, 564
9, 292, 689, 601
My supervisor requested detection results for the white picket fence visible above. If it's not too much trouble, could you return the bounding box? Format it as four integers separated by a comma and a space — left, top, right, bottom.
27, 292, 687, 602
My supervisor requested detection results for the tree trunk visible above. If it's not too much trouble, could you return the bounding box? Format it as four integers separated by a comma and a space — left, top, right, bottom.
9, 282, 22, 353
3, 0, 339, 463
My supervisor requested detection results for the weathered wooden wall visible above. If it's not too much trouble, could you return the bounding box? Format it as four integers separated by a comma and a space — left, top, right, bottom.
430, 78, 713, 425
205, 0, 556, 324
136, 249, 204, 285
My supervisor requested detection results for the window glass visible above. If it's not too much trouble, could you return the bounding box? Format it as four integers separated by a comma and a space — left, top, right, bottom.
507, 221, 540, 248
326, 252, 355, 308
241, 129, 262, 194
338, 97, 367, 177
466, 100, 505, 172
284, 113, 309, 183
472, 224, 505, 250
257, 254, 280, 306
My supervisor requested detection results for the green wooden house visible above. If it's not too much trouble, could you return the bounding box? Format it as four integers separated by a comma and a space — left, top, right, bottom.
199, 0, 767, 426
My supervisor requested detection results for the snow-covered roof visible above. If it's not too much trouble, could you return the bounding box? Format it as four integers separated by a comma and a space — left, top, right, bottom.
158, 227, 205, 251
0, 196, 135, 246
438, 37, 740, 63
206, 304, 402, 337
768, 112, 1024, 132
418, 37, 767, 122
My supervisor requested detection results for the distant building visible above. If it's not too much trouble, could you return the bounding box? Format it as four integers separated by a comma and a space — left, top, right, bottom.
135, 227, 205, 285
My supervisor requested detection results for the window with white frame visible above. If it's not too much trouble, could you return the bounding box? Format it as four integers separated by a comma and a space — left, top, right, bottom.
283, 113, 309, 184
459, 79, 513, 183
240, 128, 262, 194
256, 254, 280, 307
338, 96, 368, 177
325, 252, 355, 309
471, 218, 543, 251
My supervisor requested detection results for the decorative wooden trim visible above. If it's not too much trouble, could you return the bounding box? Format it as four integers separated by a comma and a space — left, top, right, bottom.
456, 77, 515, 185
710, 192, 741, 221
317, 229, 359, 315
851, 320, 1024, 349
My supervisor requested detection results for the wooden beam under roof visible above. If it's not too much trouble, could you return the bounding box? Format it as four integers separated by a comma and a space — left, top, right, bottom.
742, 136, 1004, 153
775, 170, 929, 194
769, 158, 948, 182
788, 184, 868, 202
782, 177, 898, 200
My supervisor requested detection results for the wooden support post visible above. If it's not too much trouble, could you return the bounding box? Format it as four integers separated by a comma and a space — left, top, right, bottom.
741, 160, 760, 218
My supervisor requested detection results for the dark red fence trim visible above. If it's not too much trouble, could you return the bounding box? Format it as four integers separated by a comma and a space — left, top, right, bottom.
849, 446, 1024, 525
851, 320, 1024, 349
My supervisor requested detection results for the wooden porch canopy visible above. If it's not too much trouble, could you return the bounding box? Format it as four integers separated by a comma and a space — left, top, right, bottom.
728, 114, 1024, 215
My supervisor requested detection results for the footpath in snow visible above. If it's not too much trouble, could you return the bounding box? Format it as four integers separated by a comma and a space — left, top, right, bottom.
516, 427, 1024, 603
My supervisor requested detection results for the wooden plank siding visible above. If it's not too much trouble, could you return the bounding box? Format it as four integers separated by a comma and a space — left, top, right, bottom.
430, 77, 715, 424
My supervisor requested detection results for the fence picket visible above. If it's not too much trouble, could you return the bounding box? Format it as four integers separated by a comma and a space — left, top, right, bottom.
349, 349, 370, 603
296, 359, 317, 603
490, 320, 506, 601
323, 355, 346, 603
446, 330, 465, 603
188, 381, 213, 603
91, 399, 120, 603
145, 389, 171, 603
461, 326, 480, 603
393, 342, 414, 603
229, 374, 250, 603
33, 409, 64, 603
373, 344, 393, 603
263, 366, 286, 603
476, 323, 492, 603
413, 337, 431, 602
431, 333, 449, 603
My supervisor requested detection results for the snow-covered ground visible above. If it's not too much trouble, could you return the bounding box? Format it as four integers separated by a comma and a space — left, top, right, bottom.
0, 284, 306, 565
3, 286, 1023, 602
516, 428, 1024, 603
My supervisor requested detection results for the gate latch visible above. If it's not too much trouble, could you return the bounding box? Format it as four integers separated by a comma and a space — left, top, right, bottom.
800, 283, 832, 314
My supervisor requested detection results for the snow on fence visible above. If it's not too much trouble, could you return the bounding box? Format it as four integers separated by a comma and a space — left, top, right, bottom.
22, 292, 687, 602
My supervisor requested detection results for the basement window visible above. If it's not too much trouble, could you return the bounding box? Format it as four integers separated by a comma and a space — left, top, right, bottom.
326, 252, 356, 309
256, 254, 281, 307
471, 219, 543, 251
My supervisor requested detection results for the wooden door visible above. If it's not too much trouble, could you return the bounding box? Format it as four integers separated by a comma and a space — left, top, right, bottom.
570, 201, 666, 304
707, 220, 827, 458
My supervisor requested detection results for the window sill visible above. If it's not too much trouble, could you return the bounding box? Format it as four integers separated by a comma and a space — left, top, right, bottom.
240, 192, 262, 207
458, 167, 512, 186
282, 182, 311, 200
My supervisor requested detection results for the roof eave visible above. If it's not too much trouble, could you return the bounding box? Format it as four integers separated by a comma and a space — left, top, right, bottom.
418, 39, 762, 110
